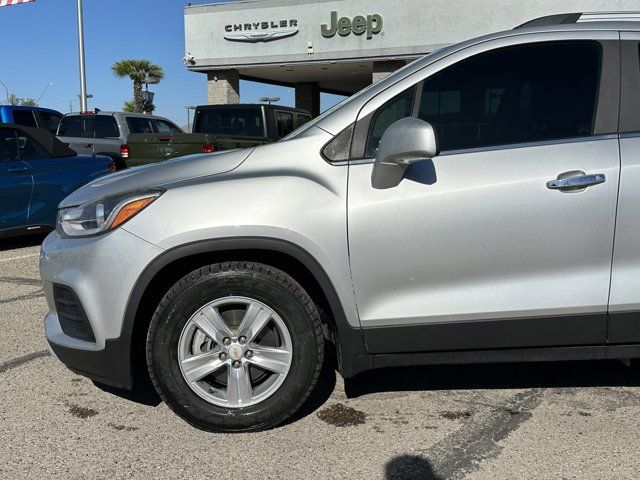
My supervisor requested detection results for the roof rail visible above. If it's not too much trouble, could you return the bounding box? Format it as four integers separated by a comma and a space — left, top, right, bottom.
516, 11, 640, 29
577, 12, 640, 22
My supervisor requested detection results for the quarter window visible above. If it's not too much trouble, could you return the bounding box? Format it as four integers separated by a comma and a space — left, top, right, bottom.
365, 87, 415, 157
417, 41, 601, 151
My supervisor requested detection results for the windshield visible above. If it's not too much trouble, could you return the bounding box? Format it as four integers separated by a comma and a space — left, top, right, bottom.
194, 106, 264, 137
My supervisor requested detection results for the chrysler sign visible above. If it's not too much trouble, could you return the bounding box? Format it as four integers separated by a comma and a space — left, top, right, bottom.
224, 19, 299, 42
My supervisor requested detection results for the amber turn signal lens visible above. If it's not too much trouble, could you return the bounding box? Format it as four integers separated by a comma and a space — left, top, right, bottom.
111, 197, 156, 229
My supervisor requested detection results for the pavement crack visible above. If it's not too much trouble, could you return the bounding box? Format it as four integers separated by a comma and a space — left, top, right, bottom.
422, 388, 544, 479
0, 350, 50, 375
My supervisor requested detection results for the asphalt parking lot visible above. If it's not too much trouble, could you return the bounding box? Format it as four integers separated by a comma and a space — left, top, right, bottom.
1, 237, 640, 479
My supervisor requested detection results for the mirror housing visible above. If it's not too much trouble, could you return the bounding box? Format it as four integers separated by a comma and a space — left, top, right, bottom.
371, 117, 439, 189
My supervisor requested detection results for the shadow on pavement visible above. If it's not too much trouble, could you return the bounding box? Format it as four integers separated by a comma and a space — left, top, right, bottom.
93, 376, 162, 407
385, 454, 443, 480
287, 344, 337, 425
92, 344, 338, 415
92, 355, 639, 418
345, 359, 640, 398
0, 233, 48, 252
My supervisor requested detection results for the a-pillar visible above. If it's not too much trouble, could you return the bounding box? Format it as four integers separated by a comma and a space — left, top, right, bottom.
295, 82, 321, 117
372, 60, 406, 83
207, 69, 240, 104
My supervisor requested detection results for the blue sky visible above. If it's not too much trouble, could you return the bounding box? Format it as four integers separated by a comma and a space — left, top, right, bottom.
0, 0, 344, 126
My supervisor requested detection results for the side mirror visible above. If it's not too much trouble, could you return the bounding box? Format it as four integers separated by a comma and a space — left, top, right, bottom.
371, 117, 439, 189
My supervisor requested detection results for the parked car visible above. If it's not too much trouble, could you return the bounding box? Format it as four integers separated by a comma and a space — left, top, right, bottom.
124, 104, 312, 166
57, 111, 184, 170
40, 12, 640, 432
0, 105, 63, 135
0, 124, 112, 238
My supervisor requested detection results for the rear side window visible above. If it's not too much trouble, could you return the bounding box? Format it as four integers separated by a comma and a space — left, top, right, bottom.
12, 110, 37, 128
417, 41, 601, 151
126, 117, 154, 134
0, 129, 19, 162
58, 115, 120, 139
195, 107, 264, 137
154, 119, 183, 134
16, 131, 49, 161
36, 111, 63, 135
275, 111, 294, 138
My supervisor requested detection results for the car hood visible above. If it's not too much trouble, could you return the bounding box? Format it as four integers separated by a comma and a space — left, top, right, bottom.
59, 148, 254, 208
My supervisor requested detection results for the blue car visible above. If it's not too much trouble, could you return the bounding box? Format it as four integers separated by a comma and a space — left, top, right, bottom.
0, 124, 113, 238
0, 105, 63, 135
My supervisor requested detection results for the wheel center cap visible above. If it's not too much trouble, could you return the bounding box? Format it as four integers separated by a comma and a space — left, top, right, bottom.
227, 344, 243, 361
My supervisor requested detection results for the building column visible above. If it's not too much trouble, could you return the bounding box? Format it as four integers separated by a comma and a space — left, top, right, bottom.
295, 83, 320, 117
372, 60, 406, 84
207, 69, 240, 104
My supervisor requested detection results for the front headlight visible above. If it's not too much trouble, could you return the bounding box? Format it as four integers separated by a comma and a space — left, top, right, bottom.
56, 189, 164, 238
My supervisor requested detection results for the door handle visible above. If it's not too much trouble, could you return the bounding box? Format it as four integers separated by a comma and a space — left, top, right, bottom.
547, 173, 606, 191
7, 166, 30, 173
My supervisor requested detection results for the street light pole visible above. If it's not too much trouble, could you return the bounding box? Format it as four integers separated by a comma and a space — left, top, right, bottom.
259, 96, 281, 105
76, 0, 88, 112
36, 82, 54, 106
0, 79, 9, 104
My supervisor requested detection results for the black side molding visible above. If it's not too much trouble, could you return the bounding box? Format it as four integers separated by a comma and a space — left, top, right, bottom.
369, 344, 640, 373
363, 314, 607, 354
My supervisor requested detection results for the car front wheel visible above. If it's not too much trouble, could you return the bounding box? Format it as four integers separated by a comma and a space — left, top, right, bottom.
146, 261, 324, 432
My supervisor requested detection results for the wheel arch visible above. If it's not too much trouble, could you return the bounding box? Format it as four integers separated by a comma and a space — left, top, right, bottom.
123, 237, 370, 388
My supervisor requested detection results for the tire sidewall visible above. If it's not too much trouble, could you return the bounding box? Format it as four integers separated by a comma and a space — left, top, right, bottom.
148, 266, 321, 431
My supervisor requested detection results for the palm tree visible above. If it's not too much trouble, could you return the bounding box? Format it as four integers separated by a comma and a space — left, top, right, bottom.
111, 59, 164, 113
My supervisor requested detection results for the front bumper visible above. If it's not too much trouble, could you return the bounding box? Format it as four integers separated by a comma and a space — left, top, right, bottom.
40, 228, 163, 389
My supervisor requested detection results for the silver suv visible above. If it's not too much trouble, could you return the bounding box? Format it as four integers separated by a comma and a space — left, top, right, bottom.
40, 13, 640, 432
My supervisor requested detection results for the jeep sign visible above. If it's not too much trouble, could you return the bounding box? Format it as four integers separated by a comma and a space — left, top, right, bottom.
321, 11, 383, 39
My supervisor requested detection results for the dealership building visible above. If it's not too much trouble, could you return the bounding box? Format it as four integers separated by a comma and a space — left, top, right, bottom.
184, 0, 639, 116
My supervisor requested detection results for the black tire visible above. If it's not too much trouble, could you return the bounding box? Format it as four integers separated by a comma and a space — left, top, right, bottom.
146, 261, 324, 432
